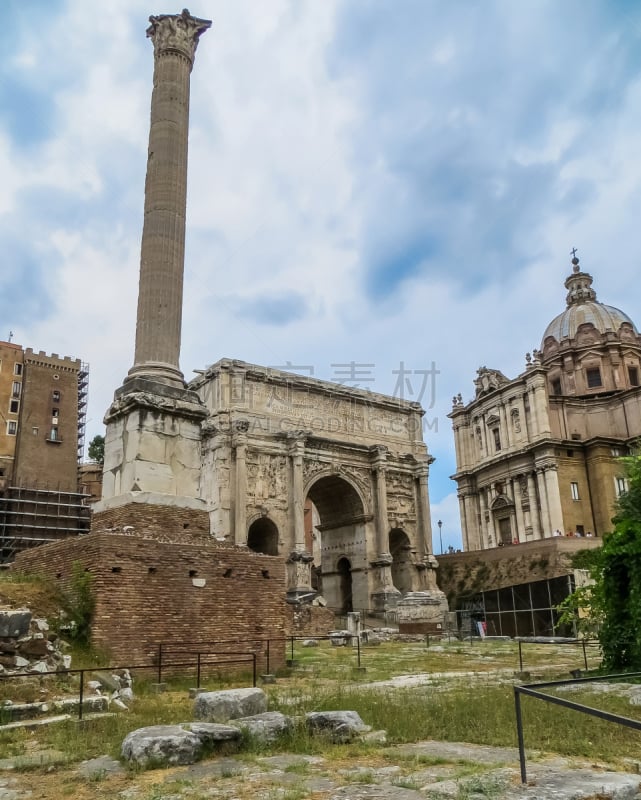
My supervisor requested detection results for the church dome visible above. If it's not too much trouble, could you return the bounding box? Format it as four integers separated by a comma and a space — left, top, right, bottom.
541, 255, 638, 346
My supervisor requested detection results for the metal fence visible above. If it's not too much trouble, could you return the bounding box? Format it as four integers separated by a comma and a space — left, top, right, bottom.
514, 671, 641, 783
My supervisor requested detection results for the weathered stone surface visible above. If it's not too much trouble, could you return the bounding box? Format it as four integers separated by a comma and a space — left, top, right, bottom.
193, 687, 267, 723
121, 722, 241, 767
121, 725, 203, 767
77, 755, 124, 779
184, 722, 241, 746
230, 711, 293, 743
306, 711, 371, 742
0, 611, 31, 639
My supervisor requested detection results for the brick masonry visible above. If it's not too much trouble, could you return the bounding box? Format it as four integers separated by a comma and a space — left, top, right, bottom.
92, 503, 211, 542
13, 531, 288, 673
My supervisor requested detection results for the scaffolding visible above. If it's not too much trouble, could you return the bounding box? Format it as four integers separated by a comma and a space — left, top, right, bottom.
0, 484, 91, 563
77, 362, 89, 463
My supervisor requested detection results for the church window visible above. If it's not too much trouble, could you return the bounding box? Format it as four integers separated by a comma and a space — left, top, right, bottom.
615, 476, 628, 497
13, 363, 22, 376
629, 366, 639, 386
586, 367, 602, 388
11, 381, 20, 398
7, 421, 17, 435
551, 377, 562, 395
492, 428, 501, 452
570, 482, 579, 500
9, 400, 18, 414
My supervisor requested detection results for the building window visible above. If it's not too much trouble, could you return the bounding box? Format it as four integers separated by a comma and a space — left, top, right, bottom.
586, 367, 602, 388
11, 381, 21, 398
551, 377, 562, 395
492, 428, 501, 452
32, 427, 38, 436
612, 447, 622, 457
13, 363, 22, 376
7, 421, 17, 436
9, 400, 18, 414
629, 366, 640, 387
615, 477, 628, 497
52, 390, 60, 402
570, 482, 580, 501
49, 427, 58, 441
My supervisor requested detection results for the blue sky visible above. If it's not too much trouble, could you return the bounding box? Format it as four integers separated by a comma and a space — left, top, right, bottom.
2, 0, 641, 552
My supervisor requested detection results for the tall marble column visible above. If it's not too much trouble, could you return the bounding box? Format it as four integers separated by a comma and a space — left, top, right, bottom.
414, 462, 433, 559
512, 477, 526, 542
233, 421, 249, 545
370, 445, 399, 610
458, 492, 469, 550
543, 466, 564, 534
126, 10, 212, 390
536, 469, 551, 536
286, 432, 313, 601
479, 489, 489, 549
527, 472, 542, 539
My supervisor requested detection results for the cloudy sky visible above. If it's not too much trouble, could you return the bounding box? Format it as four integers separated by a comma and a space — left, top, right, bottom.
3, 0, 641, 551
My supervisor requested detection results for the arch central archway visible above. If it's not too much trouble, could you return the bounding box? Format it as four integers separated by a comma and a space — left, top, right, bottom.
306, 475, 367, 615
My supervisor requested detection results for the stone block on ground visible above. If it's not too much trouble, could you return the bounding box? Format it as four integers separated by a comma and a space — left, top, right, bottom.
121, 722, 241, 767
193, 687, 267, 723
306, 710, 371, 742
230, 711, 293, 743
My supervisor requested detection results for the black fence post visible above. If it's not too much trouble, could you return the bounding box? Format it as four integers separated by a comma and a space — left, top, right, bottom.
157, 643, 162, 684
357, 634, 361, 669
253, 654, 257, 687
197, 653, 201, 688
514, 687, 527, 784
290, 636, 294, 663
79, 669, 84, 721
519, 641, 523, 673
582, 639, 588, 671
266, 639, 270, 674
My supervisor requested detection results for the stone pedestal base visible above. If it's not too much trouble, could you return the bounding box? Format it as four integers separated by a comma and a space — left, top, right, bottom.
101, 380, 207, 503
286, 550, 315, 604
371, 588, 402, 613
396, 590, 449, 634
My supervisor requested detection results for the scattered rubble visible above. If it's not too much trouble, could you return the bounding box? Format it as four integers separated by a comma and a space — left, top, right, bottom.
0, 609, 69, 677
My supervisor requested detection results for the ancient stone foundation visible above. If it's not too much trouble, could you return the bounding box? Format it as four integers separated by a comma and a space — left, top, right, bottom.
13, 532, 287, 672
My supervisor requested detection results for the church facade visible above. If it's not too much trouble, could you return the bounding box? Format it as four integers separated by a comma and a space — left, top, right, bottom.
449, 256, 641, 551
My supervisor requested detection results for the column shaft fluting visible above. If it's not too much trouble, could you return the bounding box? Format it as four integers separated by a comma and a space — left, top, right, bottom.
128, 10, 211, 388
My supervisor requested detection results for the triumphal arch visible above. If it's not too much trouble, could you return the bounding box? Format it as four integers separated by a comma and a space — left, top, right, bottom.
192, 358, 438, 610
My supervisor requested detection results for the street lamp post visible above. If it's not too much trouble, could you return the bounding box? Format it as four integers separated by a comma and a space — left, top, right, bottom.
437, 519, 443, 554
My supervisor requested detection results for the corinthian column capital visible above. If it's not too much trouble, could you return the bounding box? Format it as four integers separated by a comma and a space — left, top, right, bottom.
147, 9, 212, 65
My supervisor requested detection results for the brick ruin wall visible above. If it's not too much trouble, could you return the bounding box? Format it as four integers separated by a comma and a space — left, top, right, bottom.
286, 604, 336, 638
92, 503, 211, 542
13, 532, 288, 674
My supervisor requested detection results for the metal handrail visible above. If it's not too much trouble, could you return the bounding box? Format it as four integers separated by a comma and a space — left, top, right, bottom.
514, 671, 641, 783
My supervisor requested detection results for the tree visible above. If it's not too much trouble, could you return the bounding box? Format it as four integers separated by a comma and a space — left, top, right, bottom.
557, 451, 641, 671
598, 452, 641, 671
88, 434, 105, 464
